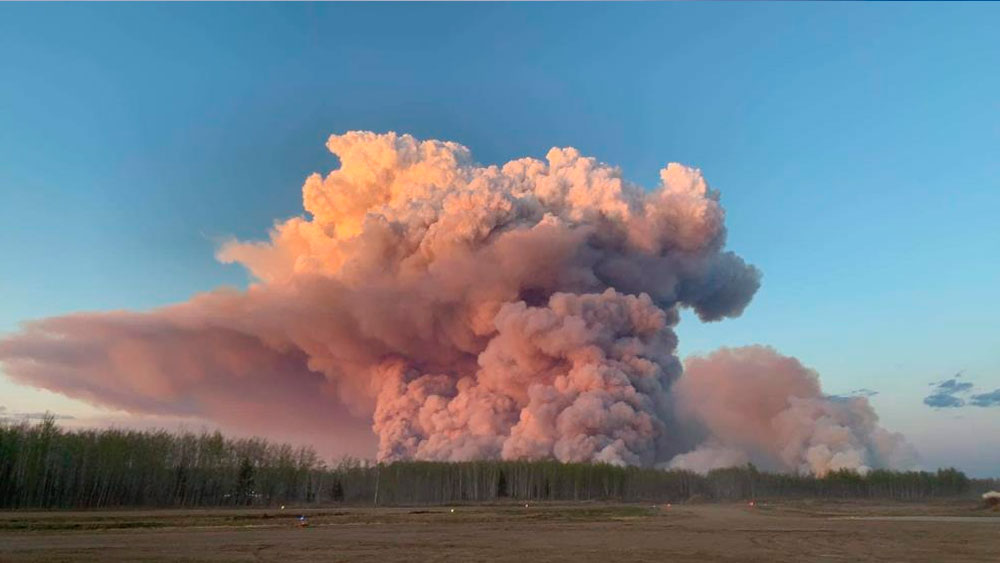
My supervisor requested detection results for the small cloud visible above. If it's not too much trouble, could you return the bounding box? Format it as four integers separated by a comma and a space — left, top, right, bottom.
969, 389, 1000, 408
828, 388, 879, 401
0, 408, 75, 421
923, 373, 972, 408
935, 378, 973, 393
923, 371, 999, 409
929, 370, 965, 385
20, 412, 75, 420
923, 393, 966, 408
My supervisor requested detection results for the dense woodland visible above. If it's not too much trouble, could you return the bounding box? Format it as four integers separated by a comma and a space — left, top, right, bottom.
1, 418, 995, 509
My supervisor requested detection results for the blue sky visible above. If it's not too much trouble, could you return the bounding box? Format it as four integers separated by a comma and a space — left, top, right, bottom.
1, 3, 998, 475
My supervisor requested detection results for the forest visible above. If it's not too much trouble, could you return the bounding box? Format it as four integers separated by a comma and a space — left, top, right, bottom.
1, 417, 995, 509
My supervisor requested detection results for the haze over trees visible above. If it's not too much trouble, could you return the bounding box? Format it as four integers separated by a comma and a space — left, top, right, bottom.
0, 418, 992, 509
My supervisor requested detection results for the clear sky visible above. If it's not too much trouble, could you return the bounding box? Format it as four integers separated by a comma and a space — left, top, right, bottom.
1, 3, 997, 475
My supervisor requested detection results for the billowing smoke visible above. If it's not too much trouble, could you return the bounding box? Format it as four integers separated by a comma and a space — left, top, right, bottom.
669, 346, 915, 475
0, 131, 912, 473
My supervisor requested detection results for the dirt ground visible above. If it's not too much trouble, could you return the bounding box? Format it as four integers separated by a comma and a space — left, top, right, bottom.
0, 500, 997, 562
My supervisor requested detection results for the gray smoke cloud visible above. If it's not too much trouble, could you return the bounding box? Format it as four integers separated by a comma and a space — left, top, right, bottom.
0, 131, 914, 474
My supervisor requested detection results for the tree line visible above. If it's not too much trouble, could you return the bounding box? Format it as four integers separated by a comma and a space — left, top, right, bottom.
1, 417, 993, 509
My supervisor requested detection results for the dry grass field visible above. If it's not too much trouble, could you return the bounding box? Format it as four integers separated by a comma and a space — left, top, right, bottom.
1, 500, 997, 562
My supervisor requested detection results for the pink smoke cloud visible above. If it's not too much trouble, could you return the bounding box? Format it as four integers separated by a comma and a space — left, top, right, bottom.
0, 131, 912, 472
669, 346, 915, 475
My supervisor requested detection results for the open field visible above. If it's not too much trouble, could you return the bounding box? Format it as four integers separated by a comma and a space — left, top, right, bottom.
0, 501, 997, 562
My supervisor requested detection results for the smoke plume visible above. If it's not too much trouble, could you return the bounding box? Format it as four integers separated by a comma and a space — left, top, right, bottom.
0, 131, 912, 473
670, 346, 914, 475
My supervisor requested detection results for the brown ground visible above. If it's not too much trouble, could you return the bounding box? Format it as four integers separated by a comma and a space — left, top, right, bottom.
0, 500, 997, 562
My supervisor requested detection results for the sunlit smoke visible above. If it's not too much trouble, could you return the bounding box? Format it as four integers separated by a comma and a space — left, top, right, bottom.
0, 131, 913, 473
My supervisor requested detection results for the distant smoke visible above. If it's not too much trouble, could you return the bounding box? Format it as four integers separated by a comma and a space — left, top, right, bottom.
669, 347, 914, 475
0, 131, 913, 473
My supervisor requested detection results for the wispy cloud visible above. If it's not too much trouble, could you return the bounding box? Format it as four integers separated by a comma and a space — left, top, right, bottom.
968, 389, 1000, 408
827, 388, 879, 402
933, 378, 973, 394
923, 392, 966, 408
923, 372, 998, 409
0, 405, 75, 421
